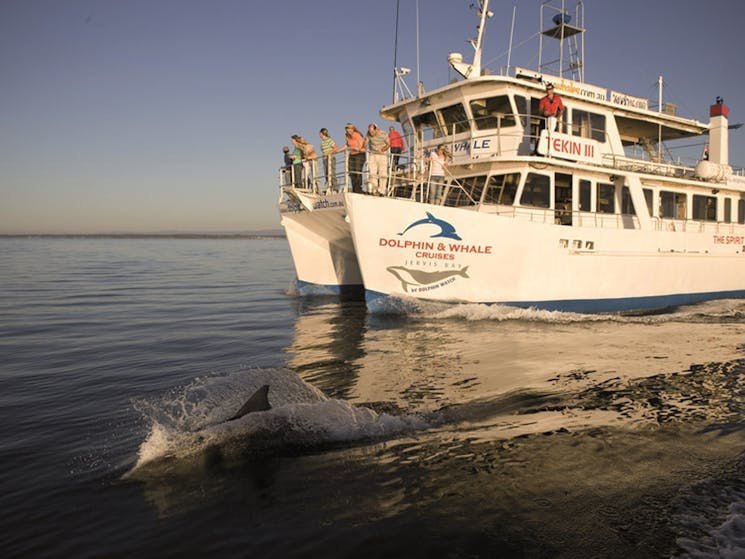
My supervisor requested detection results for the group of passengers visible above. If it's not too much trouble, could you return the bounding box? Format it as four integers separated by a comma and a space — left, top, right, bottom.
282, 124, 407, 196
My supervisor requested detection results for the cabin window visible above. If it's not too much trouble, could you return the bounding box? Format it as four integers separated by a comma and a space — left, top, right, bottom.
521, 173, 550, 208
724, 198, 732, 223
470, 95, 516, 130
438, 103, 469, 134
597, 183, 615, 214
643, 188, 654, 216
660, 191, 687, 219
739, 199, 745, 224
445, 175, 486, 207
621, 186, 635, 215
482, 173, 520, 205
412, 111, 443, 141
579, 180, 591, 211
571, 109, 606, 142
692, 194, 717, 221
515, 95, 528, 126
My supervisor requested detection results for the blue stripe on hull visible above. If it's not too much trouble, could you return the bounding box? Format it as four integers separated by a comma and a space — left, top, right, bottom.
297, 280, 365, 299
365, 289, 745, 314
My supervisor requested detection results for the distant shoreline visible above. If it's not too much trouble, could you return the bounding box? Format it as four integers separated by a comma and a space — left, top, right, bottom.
0, 233, 286, 240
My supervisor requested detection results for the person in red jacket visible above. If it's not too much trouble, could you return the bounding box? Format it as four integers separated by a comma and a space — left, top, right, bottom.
388, 126, 406, 169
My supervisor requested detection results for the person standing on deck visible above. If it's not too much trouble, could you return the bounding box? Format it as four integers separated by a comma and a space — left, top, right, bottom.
319, 128, 337, 193
388, 126, 405, 169
290, 135, 305, 188
538, 82, 564, 132
281, 146, 293, 186
427, 145, 448, 205
366, 124, 390, 196
337, 123, 366, 193
297, 136, 317, 190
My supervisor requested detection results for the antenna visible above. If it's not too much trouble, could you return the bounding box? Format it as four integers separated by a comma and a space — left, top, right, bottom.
392, 0, 400, 103
506, 5, 516, 75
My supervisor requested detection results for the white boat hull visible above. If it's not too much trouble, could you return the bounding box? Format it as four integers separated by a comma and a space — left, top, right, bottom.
279, 191, 363, 296
345, 193, 745, 312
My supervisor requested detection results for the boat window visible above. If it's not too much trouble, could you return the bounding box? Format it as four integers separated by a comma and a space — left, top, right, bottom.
438, 103, 469, 135
739, 199, 745, 224
521, 173, 550, 208
445, 175, 486, 206
724, 198, 732, 223
482, 173, 520, 205
643, 188, 654, 216
412, 111, 443, 141
470, 95, 516, 130
571, 109, 606, 142
597, 183, 615, 214
514, 95, 528, 126
660, 191, 687, 219
692, 194, 717, 221
579, 180, 591, 211
621, 186, 635, 215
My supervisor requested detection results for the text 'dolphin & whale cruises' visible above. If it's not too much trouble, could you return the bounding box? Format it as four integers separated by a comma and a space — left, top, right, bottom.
339, 0, 745, 313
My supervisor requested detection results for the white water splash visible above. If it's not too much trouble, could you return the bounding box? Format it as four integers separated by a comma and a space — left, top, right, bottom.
127, 368, 428, 475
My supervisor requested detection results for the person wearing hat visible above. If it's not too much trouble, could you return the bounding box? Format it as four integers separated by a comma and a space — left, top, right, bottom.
366, 123, 390, 196
337, 123, 366, 193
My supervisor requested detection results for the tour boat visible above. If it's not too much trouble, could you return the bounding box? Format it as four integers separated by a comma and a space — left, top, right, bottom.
279, 0, 745, 312
343, 0, 745, 313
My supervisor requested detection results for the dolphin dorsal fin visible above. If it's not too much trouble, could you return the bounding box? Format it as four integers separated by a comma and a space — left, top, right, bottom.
227, 384, 271, 421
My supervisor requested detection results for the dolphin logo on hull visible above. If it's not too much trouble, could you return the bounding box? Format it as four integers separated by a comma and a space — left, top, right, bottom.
398, 212, 462, 241
386, 265, 470, 292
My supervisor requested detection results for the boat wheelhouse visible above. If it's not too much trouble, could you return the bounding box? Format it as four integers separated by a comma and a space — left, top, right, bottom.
342, 0, 745, 312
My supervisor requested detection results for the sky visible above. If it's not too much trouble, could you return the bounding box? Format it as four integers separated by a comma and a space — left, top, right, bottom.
2, 0, 744, 234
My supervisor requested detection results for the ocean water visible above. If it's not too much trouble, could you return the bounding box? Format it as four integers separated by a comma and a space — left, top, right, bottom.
2, 237, 745, 558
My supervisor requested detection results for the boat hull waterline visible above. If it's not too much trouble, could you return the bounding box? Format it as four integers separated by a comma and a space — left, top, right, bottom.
279, 191, 363, 297
345, 193, 745, 313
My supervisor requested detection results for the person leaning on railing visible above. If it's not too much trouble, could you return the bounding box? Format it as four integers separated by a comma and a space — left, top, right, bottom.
337, 123, 366, 194
388, 126, 405, 169
538, 82, 564, 132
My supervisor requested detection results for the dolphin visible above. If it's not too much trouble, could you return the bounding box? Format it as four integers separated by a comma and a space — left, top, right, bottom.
126, 373, 429, 479
386, 265, 470, 292
398, 212, 462, 240
226, 384, 271, 421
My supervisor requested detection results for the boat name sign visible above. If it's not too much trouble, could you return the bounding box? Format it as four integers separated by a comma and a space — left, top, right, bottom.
538, 130, 601, 163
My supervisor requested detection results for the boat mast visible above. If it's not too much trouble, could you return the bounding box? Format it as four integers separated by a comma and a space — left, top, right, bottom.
538, 0, 585, 82
448, 0, 493, 80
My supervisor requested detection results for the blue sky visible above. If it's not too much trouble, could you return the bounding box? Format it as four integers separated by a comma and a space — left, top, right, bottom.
2, 0, 744, 234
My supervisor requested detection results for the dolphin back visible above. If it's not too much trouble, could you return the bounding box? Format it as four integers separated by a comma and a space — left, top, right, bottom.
227, 384, 271, 421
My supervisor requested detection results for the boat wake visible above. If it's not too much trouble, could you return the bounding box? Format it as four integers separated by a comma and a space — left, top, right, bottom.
371, 295, 745, 325
125, 368, 428, 478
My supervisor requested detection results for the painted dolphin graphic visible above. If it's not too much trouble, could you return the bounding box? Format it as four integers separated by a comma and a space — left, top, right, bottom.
226, 384, 271, 421
386, 265, 470, 292
398, 212, 462, 241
